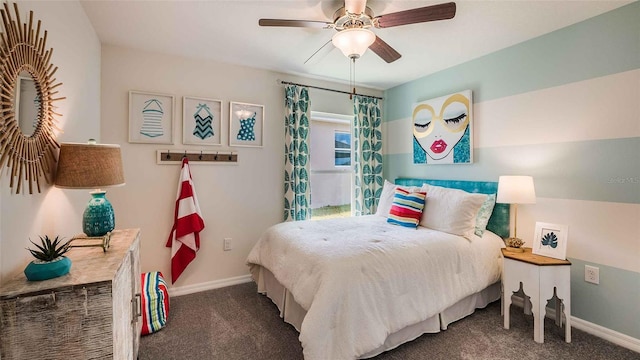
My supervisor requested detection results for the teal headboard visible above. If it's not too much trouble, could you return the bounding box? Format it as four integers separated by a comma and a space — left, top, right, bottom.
395, 178, 510, 239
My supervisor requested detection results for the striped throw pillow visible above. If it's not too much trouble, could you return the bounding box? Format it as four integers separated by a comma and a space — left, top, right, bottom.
387, 188, 426, 228
141, 271, 170, 335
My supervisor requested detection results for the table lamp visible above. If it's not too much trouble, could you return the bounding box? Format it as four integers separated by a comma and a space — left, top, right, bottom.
55, 141, 125, 237
496, 175, 536, 252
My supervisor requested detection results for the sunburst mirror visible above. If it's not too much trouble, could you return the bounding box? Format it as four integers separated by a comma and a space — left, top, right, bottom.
0, 2, 64, 194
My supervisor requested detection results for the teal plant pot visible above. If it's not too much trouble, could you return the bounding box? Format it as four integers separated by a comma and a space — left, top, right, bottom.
24, 257, 72, 281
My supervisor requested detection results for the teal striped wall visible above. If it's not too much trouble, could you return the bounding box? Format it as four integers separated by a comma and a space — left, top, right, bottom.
385, 2, 640, 119
570, 258, 640, 338
383, 2, 640, 340
386, 137, 640, 204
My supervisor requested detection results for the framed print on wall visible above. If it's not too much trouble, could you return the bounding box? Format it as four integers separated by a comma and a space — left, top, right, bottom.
183, 96, 222, 145
129, 91, 174, 144
229, 101, 263, 147
532, 222, 569, 260
412, 89, 473, 164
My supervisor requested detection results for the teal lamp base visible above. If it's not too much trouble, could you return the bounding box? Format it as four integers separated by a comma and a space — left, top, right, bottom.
83, 190, 115, 237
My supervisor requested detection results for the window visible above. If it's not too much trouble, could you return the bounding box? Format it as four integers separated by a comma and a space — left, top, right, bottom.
310, 112, 353, 219
334, 131, 351, 167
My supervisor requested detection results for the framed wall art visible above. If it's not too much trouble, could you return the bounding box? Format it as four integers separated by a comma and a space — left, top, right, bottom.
412, 89, 473, 164
532, 222, 569, 260
129, 91, 174, 144
183, 96, 222, 145
229, 101, 263, 148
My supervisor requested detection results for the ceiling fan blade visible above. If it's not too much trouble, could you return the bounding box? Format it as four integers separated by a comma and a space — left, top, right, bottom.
259, 19, 331, 28
369, 36, 401, 63
345, 0, 367, 14
376, 2, 456, 28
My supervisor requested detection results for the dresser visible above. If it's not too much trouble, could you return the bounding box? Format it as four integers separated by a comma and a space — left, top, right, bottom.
0, 229, 142, 359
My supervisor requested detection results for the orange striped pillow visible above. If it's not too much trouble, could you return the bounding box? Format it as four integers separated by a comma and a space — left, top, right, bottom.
387, 188, 426, 228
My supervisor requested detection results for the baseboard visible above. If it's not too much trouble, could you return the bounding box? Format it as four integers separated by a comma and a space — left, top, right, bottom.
571, 317, 640, 353
169, 274, 252, 297
510, 294, 640, 353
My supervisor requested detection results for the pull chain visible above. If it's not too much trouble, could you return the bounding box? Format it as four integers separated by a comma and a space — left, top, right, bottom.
349, 56, 356, 100
352, 56, 356, 98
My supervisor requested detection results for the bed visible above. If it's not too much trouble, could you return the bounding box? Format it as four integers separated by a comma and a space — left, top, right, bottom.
246, 178, 509, 359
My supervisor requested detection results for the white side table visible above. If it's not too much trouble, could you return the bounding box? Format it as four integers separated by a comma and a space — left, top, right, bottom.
502, 247, 571, 343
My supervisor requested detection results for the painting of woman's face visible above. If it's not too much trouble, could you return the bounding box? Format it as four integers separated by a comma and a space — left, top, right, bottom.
413, 91, 472, 164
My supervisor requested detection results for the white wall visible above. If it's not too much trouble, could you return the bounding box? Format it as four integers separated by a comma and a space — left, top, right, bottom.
0, 1, 101, 285
100, 44, 382, 288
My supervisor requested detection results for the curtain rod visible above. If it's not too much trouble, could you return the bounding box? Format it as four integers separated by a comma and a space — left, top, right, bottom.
280, 80, 383, 100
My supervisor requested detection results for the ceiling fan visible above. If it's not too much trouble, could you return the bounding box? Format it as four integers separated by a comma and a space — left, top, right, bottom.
259, 0, 457, 63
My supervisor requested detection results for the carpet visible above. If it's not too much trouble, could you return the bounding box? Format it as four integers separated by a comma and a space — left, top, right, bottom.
139, 282, 639, 359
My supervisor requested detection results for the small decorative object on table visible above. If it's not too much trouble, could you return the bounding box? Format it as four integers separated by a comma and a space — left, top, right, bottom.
532, 222, 569, 260
24, 235, 72, 281
70, 232, 112, 252
505, 237, 525, 252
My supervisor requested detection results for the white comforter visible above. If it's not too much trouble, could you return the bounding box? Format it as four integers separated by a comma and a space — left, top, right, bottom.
246, 215, 504, 360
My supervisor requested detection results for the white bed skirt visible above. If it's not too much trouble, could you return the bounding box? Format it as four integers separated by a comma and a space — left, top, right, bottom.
251, 265, 501, 359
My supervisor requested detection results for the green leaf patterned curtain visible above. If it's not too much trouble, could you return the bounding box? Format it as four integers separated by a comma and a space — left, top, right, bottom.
353, 95, 383, 216
284, 85, 311, 221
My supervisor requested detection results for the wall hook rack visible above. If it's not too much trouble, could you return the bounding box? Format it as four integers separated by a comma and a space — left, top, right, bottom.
156, 150, 238, 165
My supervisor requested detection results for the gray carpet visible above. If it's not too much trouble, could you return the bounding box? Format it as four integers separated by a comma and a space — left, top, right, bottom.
139, 282, 639, 360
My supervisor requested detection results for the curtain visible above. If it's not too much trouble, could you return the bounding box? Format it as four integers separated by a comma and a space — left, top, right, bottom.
353, 95, 383, 216
283, 85, 311, 221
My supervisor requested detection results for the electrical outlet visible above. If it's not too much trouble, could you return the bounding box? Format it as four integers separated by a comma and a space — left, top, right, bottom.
223, 238, 232, 251
585, 265, 599, 284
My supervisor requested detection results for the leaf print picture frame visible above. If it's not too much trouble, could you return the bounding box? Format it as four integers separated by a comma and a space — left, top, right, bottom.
129, 90, 174, 144
532, 222, 568, 260
229, 102, 264, 148
183, 96, 222, 146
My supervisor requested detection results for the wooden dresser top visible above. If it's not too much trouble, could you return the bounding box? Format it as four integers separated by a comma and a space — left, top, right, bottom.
0, 228, 140, 299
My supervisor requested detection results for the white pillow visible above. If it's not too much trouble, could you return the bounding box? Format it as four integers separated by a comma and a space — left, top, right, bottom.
420, 184, 488, 238
376, 180, 420, 217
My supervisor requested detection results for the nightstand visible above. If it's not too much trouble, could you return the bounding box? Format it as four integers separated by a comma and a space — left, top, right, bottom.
501, 247, 571, 343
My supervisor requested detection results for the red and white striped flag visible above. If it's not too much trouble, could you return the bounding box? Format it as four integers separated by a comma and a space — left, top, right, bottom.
165, 157, 205, 284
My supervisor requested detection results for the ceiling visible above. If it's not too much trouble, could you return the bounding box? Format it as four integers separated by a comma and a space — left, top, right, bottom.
80, 0, 630, 90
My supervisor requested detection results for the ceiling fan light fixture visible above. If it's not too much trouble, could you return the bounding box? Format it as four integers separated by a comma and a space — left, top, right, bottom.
332, 28, 376, 59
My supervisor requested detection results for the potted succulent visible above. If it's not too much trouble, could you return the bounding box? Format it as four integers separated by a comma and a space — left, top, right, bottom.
24, 235, 73, 281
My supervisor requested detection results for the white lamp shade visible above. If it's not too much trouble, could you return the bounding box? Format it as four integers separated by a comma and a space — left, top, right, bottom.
496, 175, 536, 204
332, 28, 376, 58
